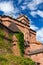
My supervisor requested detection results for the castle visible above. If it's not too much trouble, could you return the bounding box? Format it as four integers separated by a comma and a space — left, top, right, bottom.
0, 15, 43, 65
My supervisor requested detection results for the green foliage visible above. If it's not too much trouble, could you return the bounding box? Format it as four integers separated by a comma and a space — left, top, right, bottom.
0, 28, 13, 53
14, 32, 24, 56
8, 33, 13, 41
0, 57, 7, 65
0, 28, 5, 36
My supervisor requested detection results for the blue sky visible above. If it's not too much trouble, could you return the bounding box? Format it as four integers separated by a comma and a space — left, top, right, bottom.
0, 0, 43, 43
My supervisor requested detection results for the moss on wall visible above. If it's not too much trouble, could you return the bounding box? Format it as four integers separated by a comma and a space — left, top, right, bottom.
14, 32, 24, 56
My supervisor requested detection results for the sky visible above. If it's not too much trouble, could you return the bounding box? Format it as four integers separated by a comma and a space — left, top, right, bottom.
0, 0, 43, 43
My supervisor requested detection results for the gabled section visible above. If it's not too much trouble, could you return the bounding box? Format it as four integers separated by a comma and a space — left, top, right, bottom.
17, 15, 30, 26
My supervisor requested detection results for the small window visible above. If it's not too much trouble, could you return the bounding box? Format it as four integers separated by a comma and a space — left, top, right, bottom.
35, 62, 40, 65
37, 63, 40, 65
13, 44, 16, 46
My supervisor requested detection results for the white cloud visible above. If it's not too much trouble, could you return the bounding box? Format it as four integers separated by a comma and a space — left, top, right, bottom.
30, 25, 39, 31
21, 0, 43, 18
27, 2, 37, 10
0, 1, 14, 13
30, 19, 39, 31
0, 1, 19, 18
29, 19, 33, 25
27, 0, 43, 10
24, 0, 43, 18
21, 6, 26, 10
30, 11, 37, 17
22, 0, 43, 11
30, 10, 43, 18
37, 10, 43, 18
34, 0, 43, 4
21, 0, 37, 10
36, 28, 43, 43
18, 0, 22, 4
20, 0, 43, 19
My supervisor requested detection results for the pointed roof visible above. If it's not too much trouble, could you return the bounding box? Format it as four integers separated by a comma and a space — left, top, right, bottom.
17, 14, 30, 24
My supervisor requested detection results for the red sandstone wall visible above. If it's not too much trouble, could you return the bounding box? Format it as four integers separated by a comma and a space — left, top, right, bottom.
24, 43, 43, 65
30, 44, 43, 51
31, 53, 43, 65
12, 35, 20, 56
29, 44, 43, 65
29, 29, 36, 43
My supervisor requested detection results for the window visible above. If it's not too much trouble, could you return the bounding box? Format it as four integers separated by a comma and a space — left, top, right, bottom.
35, 62, 40, 65
37, 63, 40, 65
13, 44, 16, 46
